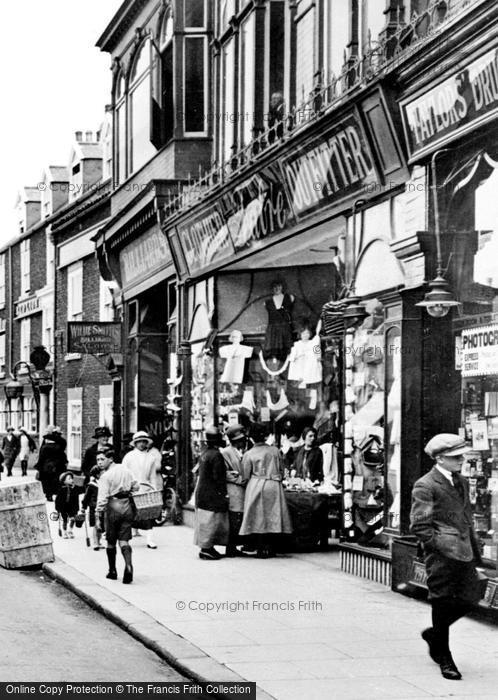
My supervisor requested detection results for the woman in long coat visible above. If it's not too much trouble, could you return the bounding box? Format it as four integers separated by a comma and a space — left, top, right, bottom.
239, 423, 292, 557
35, 432, 67, 501
194, 426, 229, 560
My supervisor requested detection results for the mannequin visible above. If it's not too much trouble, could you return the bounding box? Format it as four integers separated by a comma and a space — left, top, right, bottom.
262, 279, 294, 361
288, 326, 322, 386
219, 331, 253, 384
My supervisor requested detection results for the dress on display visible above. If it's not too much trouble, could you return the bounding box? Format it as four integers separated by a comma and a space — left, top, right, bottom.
288, 335, 322, 385
263, 294, 294, 361
219, 342, 253, 384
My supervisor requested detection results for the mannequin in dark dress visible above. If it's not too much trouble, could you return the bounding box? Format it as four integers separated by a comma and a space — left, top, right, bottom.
263, 280, 294, 361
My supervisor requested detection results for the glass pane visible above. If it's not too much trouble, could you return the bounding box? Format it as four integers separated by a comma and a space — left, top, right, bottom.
240, 14, 255, 146
185, 37, 205, 133
130, 76, 156, 172
385, 326, 401, 529
185, 0, 204, 27
130, 41, 149, 83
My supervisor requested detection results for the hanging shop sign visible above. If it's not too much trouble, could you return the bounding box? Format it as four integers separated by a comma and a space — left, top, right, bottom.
281, 110, 379, 219
169, 163, 292, 277
67, 322, 121, 355
401, 45, 498, 160
119, 229, 171, 289
461, 324, 498, 376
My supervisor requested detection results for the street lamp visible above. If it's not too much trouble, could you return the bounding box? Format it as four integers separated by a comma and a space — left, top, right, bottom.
3, 347, 53, 436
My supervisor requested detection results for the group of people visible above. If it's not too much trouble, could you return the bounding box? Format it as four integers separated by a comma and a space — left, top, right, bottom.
0, 426, 37, 479
194, 422, 294, 560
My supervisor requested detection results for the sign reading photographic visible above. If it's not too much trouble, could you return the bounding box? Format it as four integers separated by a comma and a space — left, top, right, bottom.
67, 322, 121, 355
461, 324, 498, 376
401, 45, 498, 159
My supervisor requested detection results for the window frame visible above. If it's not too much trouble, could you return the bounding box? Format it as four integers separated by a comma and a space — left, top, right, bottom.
67, 398, 83, 468
20, 317, 31, 364
183, 34, 209, 137
67, 261, 83, 321
20, 239, 30, 296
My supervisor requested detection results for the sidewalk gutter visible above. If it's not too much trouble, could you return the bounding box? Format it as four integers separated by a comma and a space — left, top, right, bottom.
42, 558, 274, 700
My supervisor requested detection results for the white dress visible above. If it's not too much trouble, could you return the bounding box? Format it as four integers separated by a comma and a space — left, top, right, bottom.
287, 335, 322, 385
219, 342, 253, 384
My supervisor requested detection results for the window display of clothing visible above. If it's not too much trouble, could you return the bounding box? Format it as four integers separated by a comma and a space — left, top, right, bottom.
288, 334, 322, 385
219, 334, 253, 384
263, 293, 294, 361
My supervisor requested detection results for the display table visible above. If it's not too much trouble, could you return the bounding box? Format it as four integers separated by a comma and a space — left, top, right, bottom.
284, 491, 341, 550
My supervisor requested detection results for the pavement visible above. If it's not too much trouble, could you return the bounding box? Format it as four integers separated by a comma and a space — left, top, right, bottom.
4, 472, 498, 699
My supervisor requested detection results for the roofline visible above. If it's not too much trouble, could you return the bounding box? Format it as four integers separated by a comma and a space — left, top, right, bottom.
96, 0, 150, 53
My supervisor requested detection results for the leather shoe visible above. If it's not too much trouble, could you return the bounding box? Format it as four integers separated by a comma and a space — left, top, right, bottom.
421, 628, 441, 664
106, 570, 118, 580
439, 655, 462, 680
199, 548, 221, 560
123, 566, 133, 584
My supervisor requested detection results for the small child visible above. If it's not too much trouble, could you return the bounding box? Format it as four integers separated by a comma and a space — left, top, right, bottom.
55, 471, 80, 538
81, 465, 102, 550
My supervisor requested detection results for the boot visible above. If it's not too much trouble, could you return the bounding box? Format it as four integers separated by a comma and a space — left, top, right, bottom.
21, 460, 28, 476
121, 544, 133, 583
106, 547, 118, 579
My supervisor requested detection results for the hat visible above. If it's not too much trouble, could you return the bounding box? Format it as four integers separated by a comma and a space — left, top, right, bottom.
93, 426, 112, 439
225, 424, 246, 442
7, 426, 14, 432
132, 430, 153, 446
424, 433, 472, 459
204, 425, 222, 443
45, 424, 57, 434
59, 471, 74, 484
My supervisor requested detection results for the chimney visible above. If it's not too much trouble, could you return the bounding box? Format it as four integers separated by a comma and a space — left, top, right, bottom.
75, 131, 83, 142
85, 130, 93, 142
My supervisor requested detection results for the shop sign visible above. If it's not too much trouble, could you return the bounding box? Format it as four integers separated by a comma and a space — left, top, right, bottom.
461, 324, 498, 376
119, 229, 171, 288
172, 163, 291, 276
402, 46, 498, 159
15, 296, 40, 318
67, 322, 121, 355
281, 111, 378, 219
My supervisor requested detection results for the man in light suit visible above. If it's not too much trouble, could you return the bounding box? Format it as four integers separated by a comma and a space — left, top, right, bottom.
410, 433, 483, 681
221, 424, 248, 557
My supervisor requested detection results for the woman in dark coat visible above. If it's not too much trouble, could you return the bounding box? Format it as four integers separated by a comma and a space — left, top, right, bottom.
194, 426, 229, 560
293, 427, 324, 483
35, 432, 68, 501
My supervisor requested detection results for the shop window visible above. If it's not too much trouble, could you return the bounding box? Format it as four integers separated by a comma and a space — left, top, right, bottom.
67, 399, 82, 467
184, 36, 206, 134
129, 40, 155, 173
474, 167, 498, 287
20, 239, 30, 295
67, 262, 83, 321
0, 253, 5, 308
23, 396, 37, 434
10, 398, 21, 430
0, 399, 7, 433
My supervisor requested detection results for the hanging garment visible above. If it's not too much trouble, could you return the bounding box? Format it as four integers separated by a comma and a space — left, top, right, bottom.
266, 388, 289, 412
219, 342, 253, 384
287, 335, 322, 385
263, 294, 294, 361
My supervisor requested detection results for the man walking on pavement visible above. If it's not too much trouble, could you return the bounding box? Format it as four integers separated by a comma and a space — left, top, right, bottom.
2, 427, 20, 477
122, 431, 162, 549
96, 446, 139, 584
221, 424, 248, 557
410, 433, 484, 681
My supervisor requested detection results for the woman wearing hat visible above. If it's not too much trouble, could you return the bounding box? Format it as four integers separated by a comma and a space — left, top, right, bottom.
410, 433, 483, 681
239, 423, 292, 558
122, 431, 162, 549
81, 426, 112, 480
34, 430, 68, 501
194, 426, 229, 560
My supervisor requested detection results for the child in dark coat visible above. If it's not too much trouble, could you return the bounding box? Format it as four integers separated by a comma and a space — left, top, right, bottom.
55, 472, 80, 538
81, 465, 103, 549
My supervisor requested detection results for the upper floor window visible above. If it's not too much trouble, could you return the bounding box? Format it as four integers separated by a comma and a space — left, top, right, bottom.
115, 72, 126, 185
20, 239, 30, 295
67, 261, 83, 321
219, 37, 235, 163
220, 0, 236, 33
295, 0, 316, 106
42, 303, 53, 352
129, 39, 156, 174
0, 333, 5, 369
0, 254, 5, 308
100, 278, 114, 322
184, 0, 205, 28
46, 231, 55, 285
20, 318, 30, 363
359, 0, 386, 56
323, 0, 349, 84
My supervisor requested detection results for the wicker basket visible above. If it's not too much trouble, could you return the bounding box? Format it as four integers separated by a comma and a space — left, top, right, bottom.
132, 489, 163, 520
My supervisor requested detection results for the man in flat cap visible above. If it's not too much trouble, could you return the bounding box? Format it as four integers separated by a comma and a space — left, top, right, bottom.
221, 424, 248, 557
410, 433, 483, 681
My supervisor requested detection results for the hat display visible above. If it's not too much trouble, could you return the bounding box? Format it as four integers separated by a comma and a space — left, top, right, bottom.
131, 430, 153, 446
424, 433, 472, 459
225, 424, 246, 442
93, 426, 112, 439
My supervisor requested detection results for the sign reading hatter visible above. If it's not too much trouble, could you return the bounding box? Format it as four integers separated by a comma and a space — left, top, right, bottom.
461, 324, 498, 376
281, 111, 378, 219
402, 46, 498, 159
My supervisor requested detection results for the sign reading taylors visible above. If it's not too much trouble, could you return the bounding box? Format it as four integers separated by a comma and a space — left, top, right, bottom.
281, 111, 378, 218
67, 322, 121, 355
119, 229, 171, 288
172, 163, 291, 276
461, 324, 498, 376
402, 46, 498, 159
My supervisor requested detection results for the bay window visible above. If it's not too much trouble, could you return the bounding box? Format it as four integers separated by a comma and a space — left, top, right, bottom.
129, 40, 155, 173
115, 73, 126, 185
220, 37, 235, 163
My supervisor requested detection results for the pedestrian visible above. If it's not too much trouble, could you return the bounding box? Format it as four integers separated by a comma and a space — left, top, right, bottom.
34, 429, 68, 501
239, 423, 293, 558
293, 427, 324, 483
18, 427, 36, 477
81, 465, 104, 549
194, 426, 229, 560
122, 431, 162, 549
95, 446, 139, 583
81, 426, 112, 481
43, 425, 67, 451
410, 433, 484, 681
120, 432, 135, 462
2, 427, 20, 477
221, 424, 248, 557
55, 471, 80, 538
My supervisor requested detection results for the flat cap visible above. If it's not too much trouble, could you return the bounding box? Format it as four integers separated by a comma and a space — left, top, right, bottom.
225, 424, 246, 441
424, 433, 472, 458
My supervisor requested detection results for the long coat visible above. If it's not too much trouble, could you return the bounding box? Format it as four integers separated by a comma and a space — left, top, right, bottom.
239, 443, 292, 536
410, 466, 482, 604
195, 446, 228, 512
35, 441, 68, 497
221, 445, 247, 513
2, 434, 20, 467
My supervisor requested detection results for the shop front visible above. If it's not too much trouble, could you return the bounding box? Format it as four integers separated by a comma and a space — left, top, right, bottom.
391, 33, 498, 609
163, 88, 409, 546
